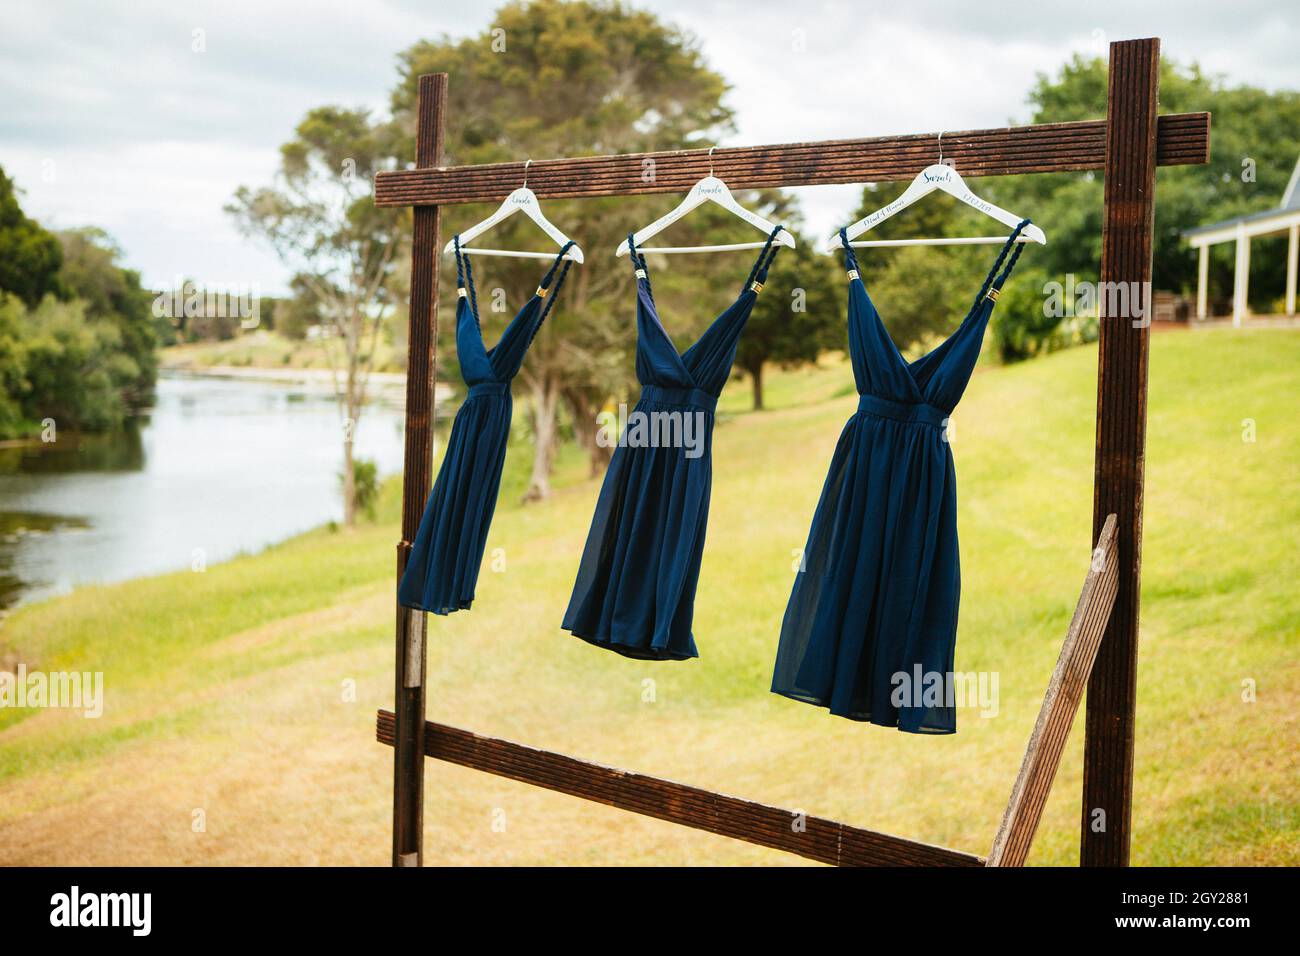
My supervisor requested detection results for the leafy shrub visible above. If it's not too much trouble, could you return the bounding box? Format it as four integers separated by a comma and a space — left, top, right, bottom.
349, 457, 380, 521
990, 266, 1098, 363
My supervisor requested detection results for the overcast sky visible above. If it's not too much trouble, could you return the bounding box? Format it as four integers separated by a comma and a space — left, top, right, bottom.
2, 0, 1296, 294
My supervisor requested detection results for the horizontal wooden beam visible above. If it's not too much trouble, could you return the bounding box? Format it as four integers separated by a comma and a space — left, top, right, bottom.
375, 113, 1210, 207
375, 711, 983, 867
987, 514, 1120, 867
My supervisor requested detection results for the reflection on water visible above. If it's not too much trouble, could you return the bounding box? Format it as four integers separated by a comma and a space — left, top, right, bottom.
0, 373, 408, 611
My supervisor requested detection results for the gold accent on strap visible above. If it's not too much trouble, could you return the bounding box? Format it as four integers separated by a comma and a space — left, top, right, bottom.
457, 288, 468, 299
750, 280, 764, 294
985, 288, 1000, 302
847, 269, 860, 281
536, 285, 549, 298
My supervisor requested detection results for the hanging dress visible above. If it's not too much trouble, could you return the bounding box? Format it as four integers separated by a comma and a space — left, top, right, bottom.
770, 221, 1032, 733
562, 228, 785, 660
398, 237, 576, 614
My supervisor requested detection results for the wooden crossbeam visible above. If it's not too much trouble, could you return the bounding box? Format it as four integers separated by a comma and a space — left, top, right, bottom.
375, 711, 984, 867
374, 113, 1209, 207
987, 514, 1120, 866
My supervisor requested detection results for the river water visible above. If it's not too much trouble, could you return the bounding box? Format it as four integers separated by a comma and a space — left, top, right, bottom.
0, 373, 410, 611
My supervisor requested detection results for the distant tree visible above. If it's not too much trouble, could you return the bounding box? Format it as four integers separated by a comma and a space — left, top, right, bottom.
993, 261, 1097, 361
0, 294, 27, 436
56, 228, 157, 407
20, 296, 140, 433
867, 244, 988, 356
259, 297, 279, 334
735, 235, 841, 410
0, 166, 62, 307
990, 55, 1300, 307
271, 275, 327, 341
847, 57, 1300, 359
390, 0, 736, 498
0, 184, 155, 438
228, 107, 405, 526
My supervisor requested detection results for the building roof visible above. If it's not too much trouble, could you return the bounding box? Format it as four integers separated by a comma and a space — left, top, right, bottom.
1284, 155, 1300, 211
1184, 155, 1300, 238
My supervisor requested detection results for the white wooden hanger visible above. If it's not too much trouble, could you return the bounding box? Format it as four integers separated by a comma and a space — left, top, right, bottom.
616, 147, 796, 256
822, 133, 1046, 253
443, 160, 584, 263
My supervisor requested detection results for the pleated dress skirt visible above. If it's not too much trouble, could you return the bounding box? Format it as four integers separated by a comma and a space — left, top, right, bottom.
561, 388, 718, 661
771, 395, 961, 733
398, 381, 511, 614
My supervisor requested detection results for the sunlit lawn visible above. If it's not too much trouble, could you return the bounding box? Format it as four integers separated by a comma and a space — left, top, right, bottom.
1, 327, 1296, 865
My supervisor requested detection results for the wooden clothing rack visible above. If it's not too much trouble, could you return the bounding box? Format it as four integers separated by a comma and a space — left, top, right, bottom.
373, 37, 1211, 867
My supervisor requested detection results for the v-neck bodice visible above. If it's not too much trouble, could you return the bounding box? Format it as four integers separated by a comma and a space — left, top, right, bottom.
454, 241, 575, 387
845, 222, 1030, 413
631, 230, 781, 399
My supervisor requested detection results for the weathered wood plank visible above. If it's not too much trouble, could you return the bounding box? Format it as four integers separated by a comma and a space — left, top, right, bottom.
391, 71, 446, 868
987, 515, 1120, 867
374, 113, 1208, 207
1082, 38, 1161, 868
376, 712, 984, 867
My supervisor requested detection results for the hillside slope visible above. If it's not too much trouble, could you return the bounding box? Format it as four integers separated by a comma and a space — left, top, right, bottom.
1, 327, 1296, 865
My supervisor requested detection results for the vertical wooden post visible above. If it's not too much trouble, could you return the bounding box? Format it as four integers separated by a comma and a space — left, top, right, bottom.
393, 72, 447, 868
1083, 38, 1159, 867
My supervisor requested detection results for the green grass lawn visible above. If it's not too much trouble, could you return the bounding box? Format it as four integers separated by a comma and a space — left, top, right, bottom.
1, 327, 1296, 865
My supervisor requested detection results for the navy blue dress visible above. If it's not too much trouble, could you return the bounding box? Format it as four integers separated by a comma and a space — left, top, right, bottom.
771, 221, 1031, 733
563, 228, 785, 660
399, 238, 576, 614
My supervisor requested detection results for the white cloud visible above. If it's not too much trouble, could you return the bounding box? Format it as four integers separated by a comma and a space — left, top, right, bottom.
0, 0, 1294, 292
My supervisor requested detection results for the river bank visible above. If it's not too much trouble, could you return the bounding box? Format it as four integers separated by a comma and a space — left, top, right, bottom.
159, 329, 454, 405
0, 372, 410, 611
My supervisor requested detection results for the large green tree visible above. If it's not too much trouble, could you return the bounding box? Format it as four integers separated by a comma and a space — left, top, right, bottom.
0, 167, 63, 308
56, 227, 157, 408
19, 295, 141, 433
844, 56, 1300, 359
0, 294, 27, 435
992, 56, 1300, 308
0, 217, 156, 439
390, 0, 740, 499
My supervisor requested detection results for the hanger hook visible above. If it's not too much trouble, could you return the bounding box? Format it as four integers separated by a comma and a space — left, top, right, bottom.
936, 131, 944, 166
708, 145, 716, 178
522, 158, 532, 189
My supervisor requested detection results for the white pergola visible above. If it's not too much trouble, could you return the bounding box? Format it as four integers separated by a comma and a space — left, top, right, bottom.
1185, 156, 1300, 325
